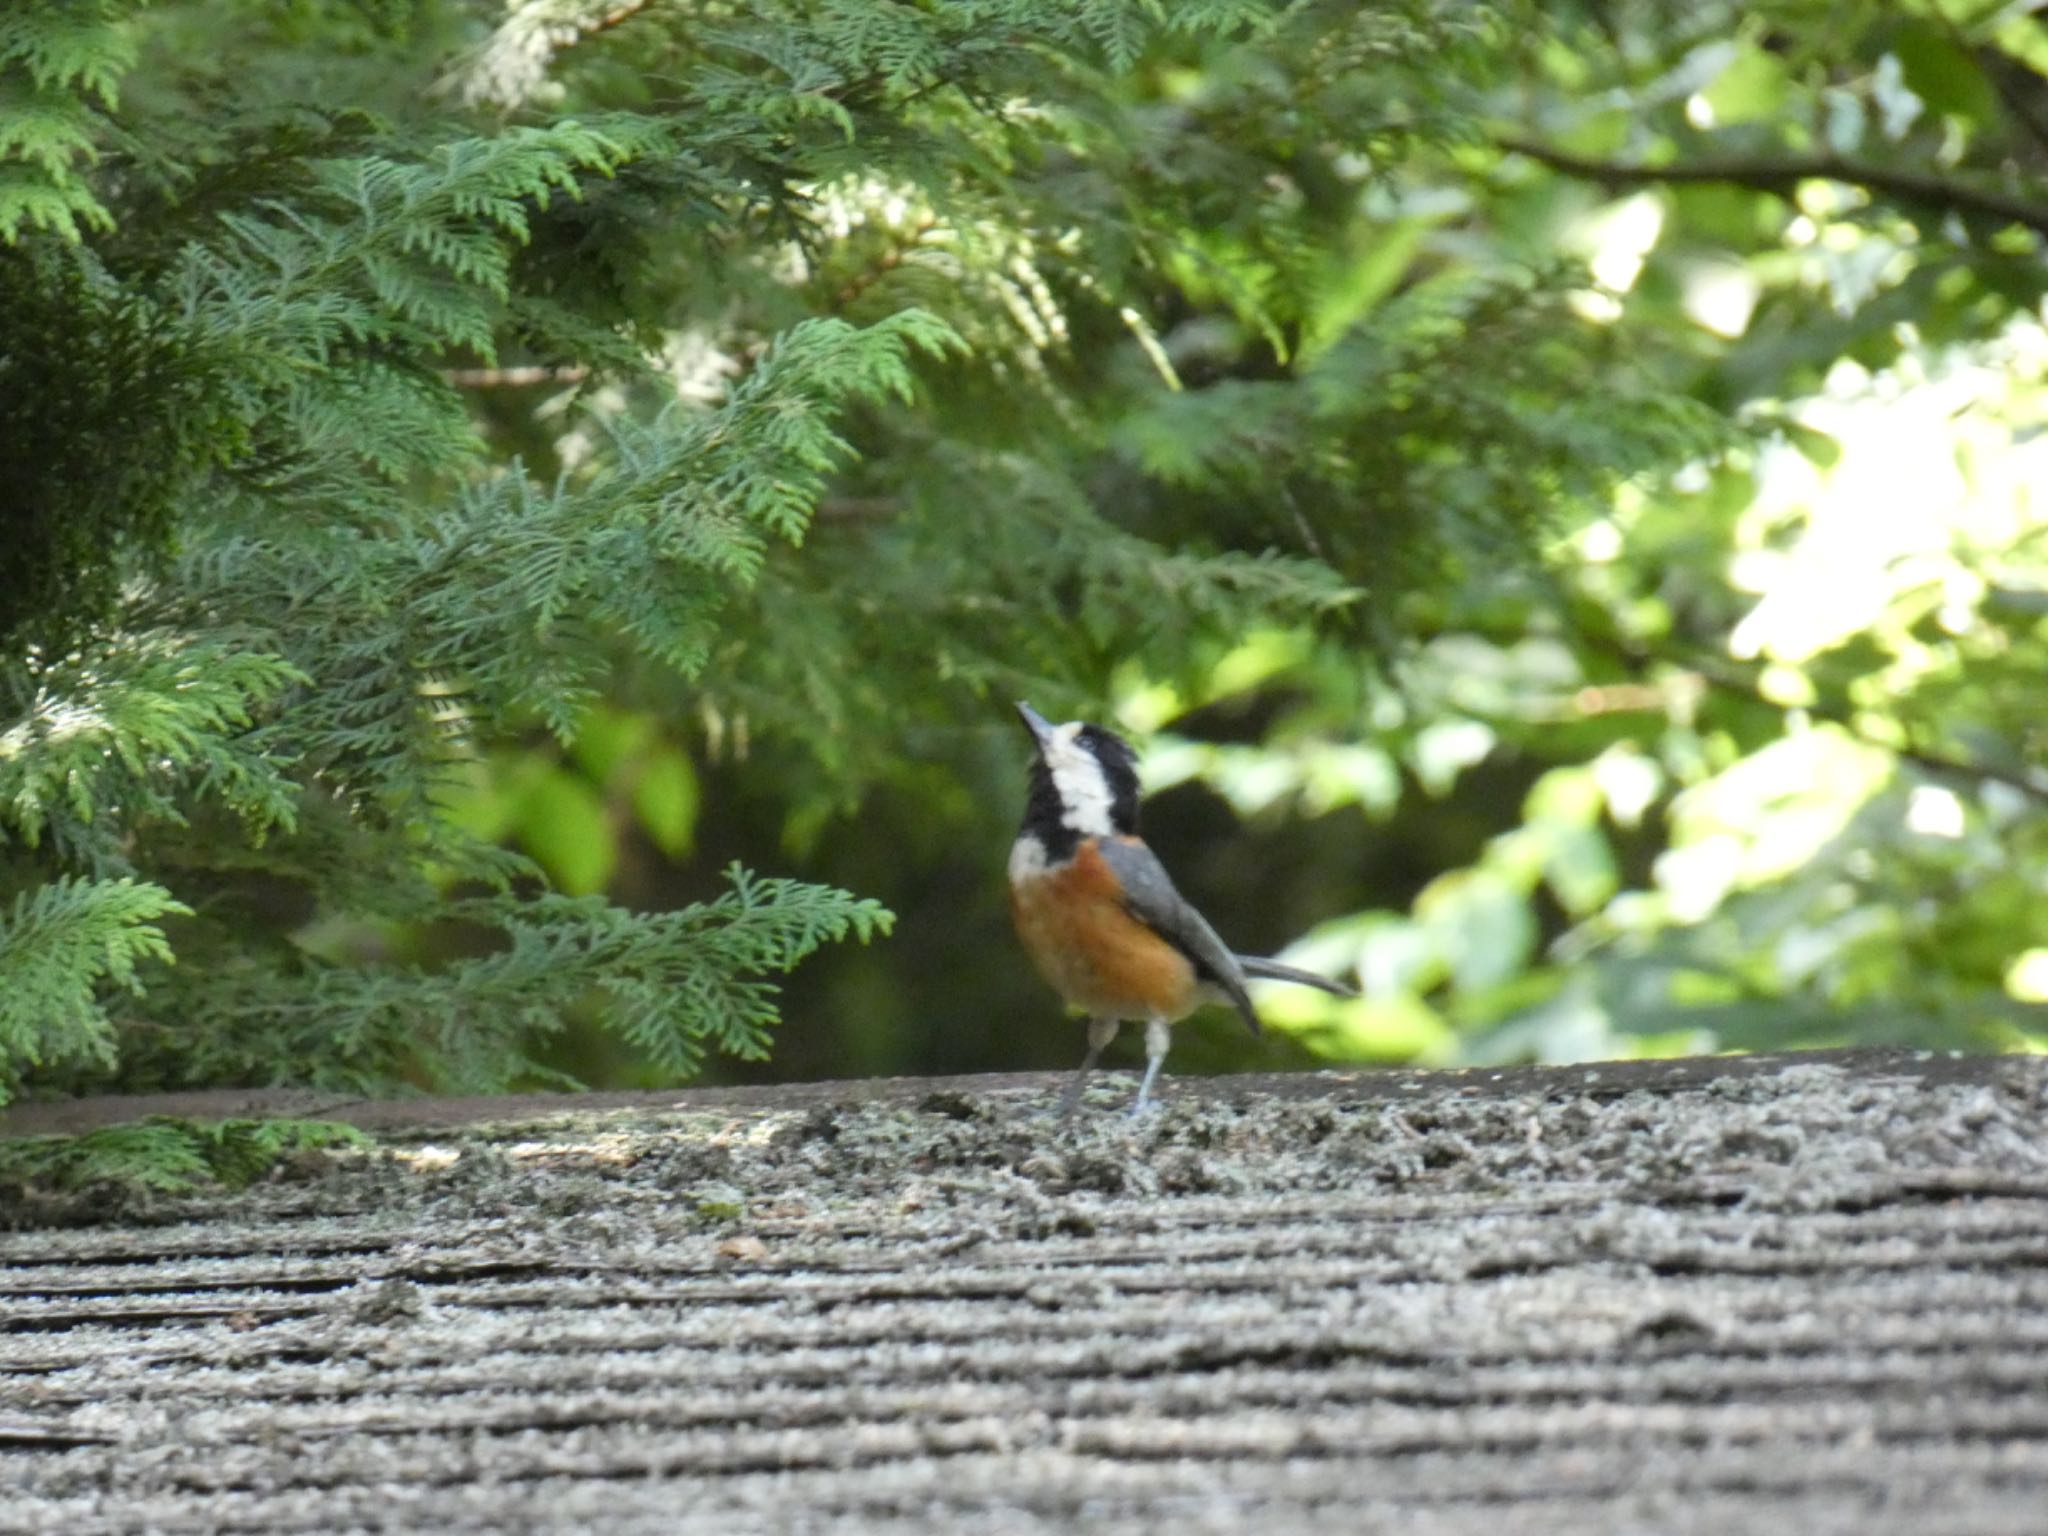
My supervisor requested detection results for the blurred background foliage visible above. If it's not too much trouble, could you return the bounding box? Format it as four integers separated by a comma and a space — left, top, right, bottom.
3, 0, 2047, 1111
446, 0, 2048, 1081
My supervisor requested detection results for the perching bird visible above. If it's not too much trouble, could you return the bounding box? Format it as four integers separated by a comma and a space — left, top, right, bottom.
1008, 701, 1356, 1117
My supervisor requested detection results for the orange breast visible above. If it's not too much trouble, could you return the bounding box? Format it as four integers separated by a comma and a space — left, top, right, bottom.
1011, 840, 1200, 1022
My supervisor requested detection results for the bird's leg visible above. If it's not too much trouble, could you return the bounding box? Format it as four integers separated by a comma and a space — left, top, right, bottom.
1130, 1017, 1172, 1118
1057, 1017, 1121, 1119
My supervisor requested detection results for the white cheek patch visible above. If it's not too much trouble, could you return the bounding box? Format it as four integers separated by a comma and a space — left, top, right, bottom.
1008, 834, 1049, 883
1045, 732, 1114, 837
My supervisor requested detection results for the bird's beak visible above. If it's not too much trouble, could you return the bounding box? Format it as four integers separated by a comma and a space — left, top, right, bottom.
1015, 701, 1057, 750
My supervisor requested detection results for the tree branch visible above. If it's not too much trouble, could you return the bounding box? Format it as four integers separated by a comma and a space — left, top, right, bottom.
443, 365, 590, 388
1580, 630, 2048, 808
579, 1, 656, 40
1500, 137, 2048, 241
1975, 45, 2048, 163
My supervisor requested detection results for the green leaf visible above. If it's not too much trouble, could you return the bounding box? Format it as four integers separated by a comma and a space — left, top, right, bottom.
1890, 22, 1998, 127
0, 877, 190, 1101
515, 769, 616, 896
632, 746, 699, 860
0, 1116, 366, 1195
1781, 419, 1842, 469
1543, 824, 1620, 918
1703, 43, 1791, 125
1304, 219, 1429, 357
1418, 871, 1537, 992
570, 707, 658, 784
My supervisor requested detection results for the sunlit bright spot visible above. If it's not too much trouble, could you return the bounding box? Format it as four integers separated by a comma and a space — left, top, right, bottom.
1657, 727, 1894, 919
1579, 519, 1624, 562
1796, 180, 1864, 219
1816, 233, 1914, 315
2007, 949, 2048, 1002
1, 700, 109, 756
1411, 719, 1497, 795
1010, 255, 1068, 345
457, 0, 589, 108
393, 1143, 461, 1171
1682, 261, 1759, 338
1905, 784, 1966, 840
1730, 315, 2048, 665
1580, 192, 1665, 294
1653, 835, 1744, 922
1118, 306, 1181, 391
1114, 680, 1183, 736
662, 329, 742, 406
1568, 288, 1625, 324
552, 383, 628, 471
1591, 747, 1662, 828
1757, 663, 1816, 707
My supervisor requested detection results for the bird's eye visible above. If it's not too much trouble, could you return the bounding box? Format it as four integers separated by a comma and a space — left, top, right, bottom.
1077, 724, 1127, 763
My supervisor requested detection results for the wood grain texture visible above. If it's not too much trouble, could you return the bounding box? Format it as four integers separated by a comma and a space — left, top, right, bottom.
3, 1051, 2046, 1534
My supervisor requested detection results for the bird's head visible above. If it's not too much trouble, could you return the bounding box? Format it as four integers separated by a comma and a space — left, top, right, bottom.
1015, 701, 1141, 848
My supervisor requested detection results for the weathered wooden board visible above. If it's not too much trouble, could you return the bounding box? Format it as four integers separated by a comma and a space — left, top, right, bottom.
3, 1050, 2045, 1534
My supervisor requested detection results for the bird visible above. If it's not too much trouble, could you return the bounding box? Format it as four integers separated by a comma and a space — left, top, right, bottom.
1008, 700, 1357, 1118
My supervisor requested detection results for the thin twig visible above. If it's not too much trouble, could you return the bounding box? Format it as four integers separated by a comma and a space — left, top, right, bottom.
580, 0, 656, 40
1975, 46, 2048, 162
1499, 137, 2048, 240
1581, 629, 2048, 807
443, 366, 591, 388
832, 215, 939, 310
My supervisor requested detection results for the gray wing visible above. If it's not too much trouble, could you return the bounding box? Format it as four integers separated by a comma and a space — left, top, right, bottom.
1096, 838, 1260, 1035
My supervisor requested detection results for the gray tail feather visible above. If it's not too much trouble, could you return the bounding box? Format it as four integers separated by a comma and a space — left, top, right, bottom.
1236, 955, 1358, 997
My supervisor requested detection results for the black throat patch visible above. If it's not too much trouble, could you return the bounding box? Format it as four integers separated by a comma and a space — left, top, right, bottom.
1020, 758, 1080, 861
